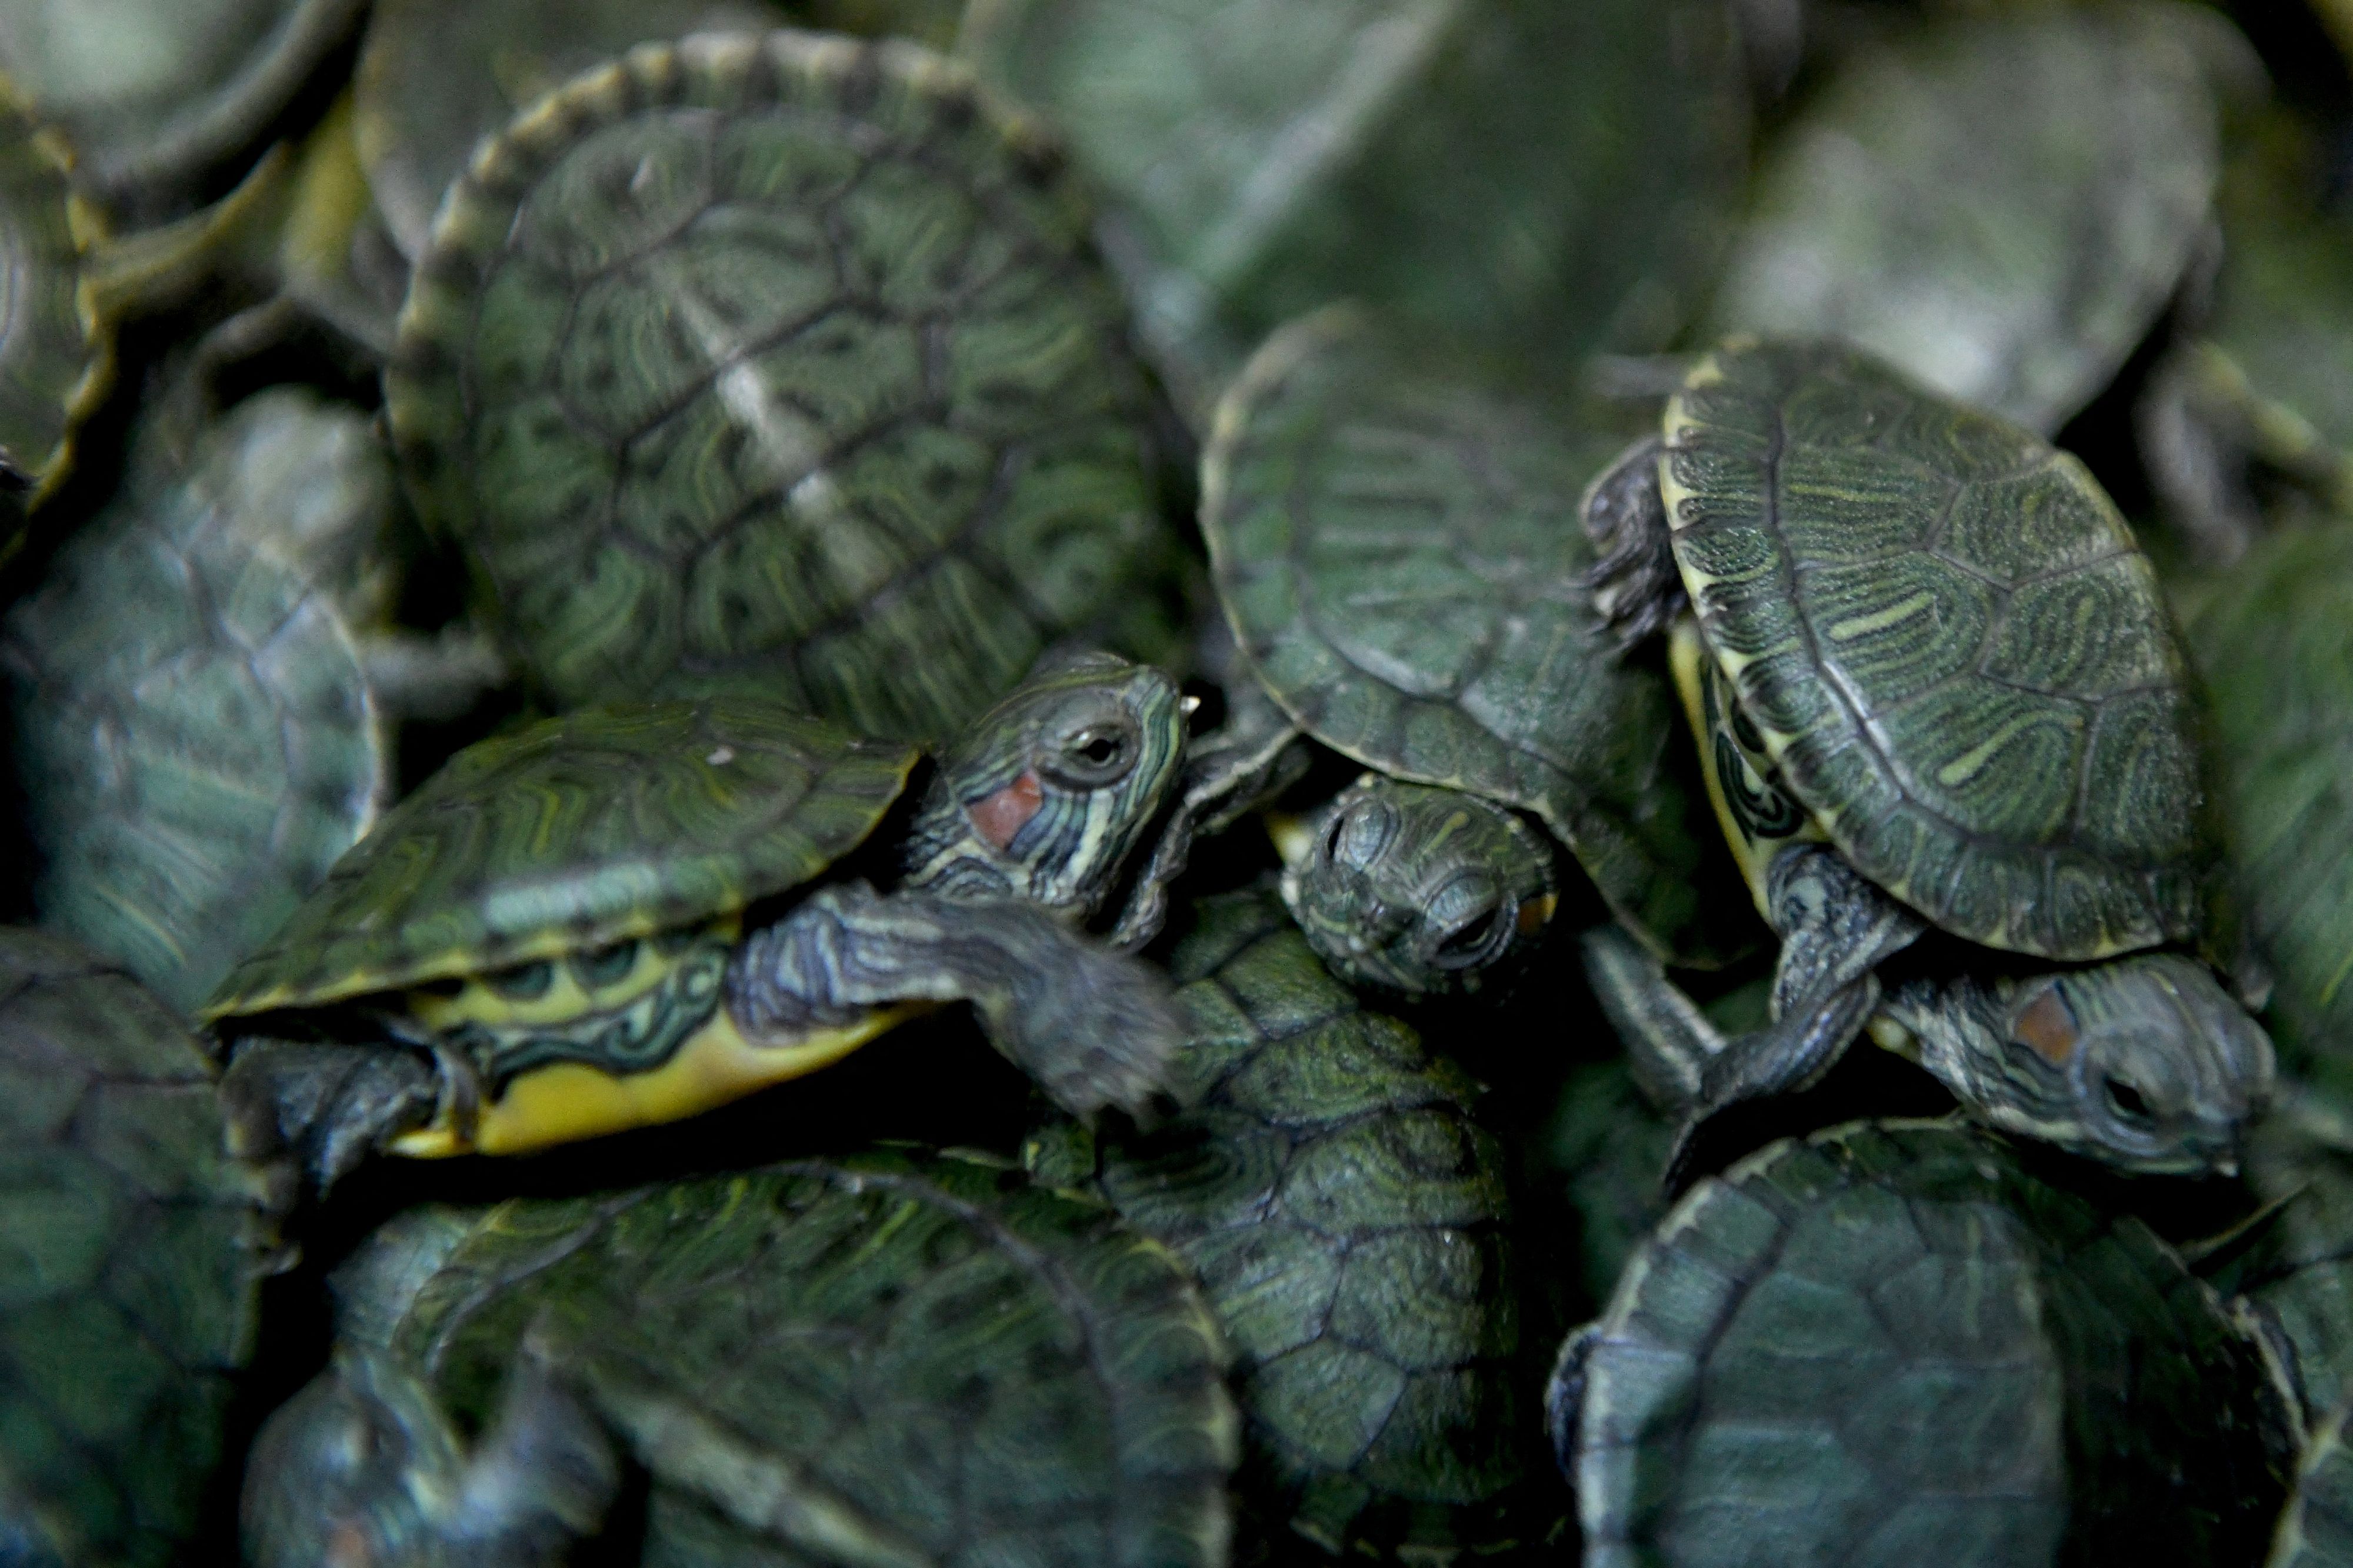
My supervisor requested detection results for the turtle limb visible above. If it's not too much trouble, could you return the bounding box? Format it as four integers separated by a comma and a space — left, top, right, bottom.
1109, 679, 1308, 950
728, 882, 1187, 1122
1578, 435, 1685, 651
219, 1036, 448, 1190
242, 1345, 617, 1568
360, 623, 513, 722
1579, 923, 1724, 1110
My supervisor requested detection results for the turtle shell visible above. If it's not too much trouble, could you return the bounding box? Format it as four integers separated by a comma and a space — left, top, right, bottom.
1204, 307, 1749, 967
959, 0, 1747, 423
0, 0, 366, 195
1558, 1119, 2282, 1565
0, 928, 278, 1566
1707, 7, 2235, 434
272, 1149, 1237, 1566
202, 696, 919, 1019
1662, 338, 2209, 960
0, 81, 106, 541
2187, 524, 2353, 1070
4, 392, 387, 1015
1031, 885, 1525, 1557
353, 0, 784, 259
385, 29, 1185, 743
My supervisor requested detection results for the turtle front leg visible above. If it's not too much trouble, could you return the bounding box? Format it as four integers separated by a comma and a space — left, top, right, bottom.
729, 882, 1188, 1122
1579, 435, 1685, 652
219, 1036, 453, 1191
1579, 923, 1728, 1110
243, 1346, 618, 1568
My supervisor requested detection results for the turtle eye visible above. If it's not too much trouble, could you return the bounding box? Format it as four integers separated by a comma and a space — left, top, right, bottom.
2104, 1076, 2154, 1123
1433, 902, 1505, 968
1322, 796, 1393, 869
1040, 715, 1139, 787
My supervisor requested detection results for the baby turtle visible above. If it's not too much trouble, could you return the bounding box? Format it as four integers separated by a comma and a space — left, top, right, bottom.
4, 391, 391, 1015
1551, 1119, 2283, 1566
1191, 306, 1752, 995
1029, 885, 1528, 1558
1584, 338, 2272, 1176
205, 653, 1189, 1187
242, 1149, 1236, 1567
1708, 4, 2239, 434
0, 928, 282, 1566
384, 29, 1188, 742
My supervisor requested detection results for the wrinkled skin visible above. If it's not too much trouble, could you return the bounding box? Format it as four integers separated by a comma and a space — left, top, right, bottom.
1280, 776, 1557, 996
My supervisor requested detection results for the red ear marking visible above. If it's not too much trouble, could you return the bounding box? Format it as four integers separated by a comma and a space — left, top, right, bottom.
2015, 989, 2079, 1067
969, 770, 1044, 850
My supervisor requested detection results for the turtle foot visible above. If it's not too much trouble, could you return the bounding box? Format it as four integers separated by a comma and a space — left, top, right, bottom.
220, 1037, 441, 1192
1578, 435, 1684, 652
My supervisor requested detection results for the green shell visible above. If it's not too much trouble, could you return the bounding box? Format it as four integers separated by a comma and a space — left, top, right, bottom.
1708, 5, 2234, 434
1561, 1119, 2282, 1566
0, 0, 365, 195
202, 695, 919, 1017
353, 0, 785, 259
4, 392, 387, 1016
2274, 1400, 2353, 1568
1542, 1058, 1677, 1317
1205, 308, 1748, 966
0, 928, 277, 1566
313, 1149, 1237, 1566
961, 0, 1747, 423
1030, 886, 1525, 1558
1664, 339, 2208, 960
2187, 524, 2353, 1071
2210, 1114, 2353, 1433
0, 85, 105, 538
385, 28, 1187, 743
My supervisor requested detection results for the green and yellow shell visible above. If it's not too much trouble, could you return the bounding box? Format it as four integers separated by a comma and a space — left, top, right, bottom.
0, 929, 279, 1566
1202, 306, 1748, 967
385, 28, 1188, 742
1662, 338, 2209, 960
0, 79, 107, 543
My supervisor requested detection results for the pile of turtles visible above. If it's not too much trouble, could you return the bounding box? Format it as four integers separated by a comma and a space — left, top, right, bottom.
8, 0, 2353, 1562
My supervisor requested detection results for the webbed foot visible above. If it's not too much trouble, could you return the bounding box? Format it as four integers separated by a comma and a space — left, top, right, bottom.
219, 1037, 445, 1192
1579, 436, 1685, 652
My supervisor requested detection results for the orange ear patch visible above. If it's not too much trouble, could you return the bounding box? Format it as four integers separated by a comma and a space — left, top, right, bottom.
1517, 893, 1558, 936
2014, 988, 2080, 1067
968, 770, 1044, 850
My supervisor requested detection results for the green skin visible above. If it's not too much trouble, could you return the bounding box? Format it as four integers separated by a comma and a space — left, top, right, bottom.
241, 1152, 1235, 1567
222, 652, 1190, 1188
1576, 432, 2271, 1177
1280, 777, 1557, 997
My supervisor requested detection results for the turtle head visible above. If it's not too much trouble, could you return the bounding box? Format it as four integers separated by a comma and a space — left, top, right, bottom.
1971, 954, 2276, 1176
1279, 776, 1556, 996
903, 652, 1186, 922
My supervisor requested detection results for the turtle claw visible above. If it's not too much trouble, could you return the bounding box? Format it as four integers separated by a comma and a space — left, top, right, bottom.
1578, 435, 1685, 653
220, 1037, 442, 1192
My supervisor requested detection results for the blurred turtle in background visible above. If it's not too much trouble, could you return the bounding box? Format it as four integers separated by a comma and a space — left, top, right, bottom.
1582, 339, 2272, 1178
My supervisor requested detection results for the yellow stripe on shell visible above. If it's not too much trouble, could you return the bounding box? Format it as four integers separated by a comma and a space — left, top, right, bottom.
1671, 618, 1775, 922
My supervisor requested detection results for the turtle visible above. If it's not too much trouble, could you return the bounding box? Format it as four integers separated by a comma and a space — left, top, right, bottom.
382, 28, 1192, 745
0, 0, 366, 201
2183, 522, 2353, 1092
1026, 885, 1529, 1559
1577, 337, 2275, 1177
241, 1147, 1237, 1567
352, 0, 787, 261
0, 927, 284, 1566
1548, 1119, 2285, 1566
203, 650, 1191, 1188
2, 388, 391, 1016
959, 0, 1747, 425
1187, 305, 1755, 998
2274, 1399, 2353, 1568
1706, 3, 2245, 435
2139, 112, 2353, 565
